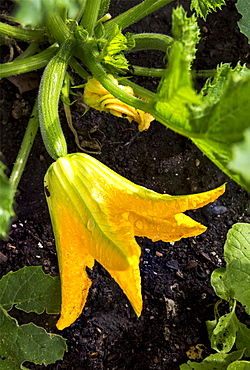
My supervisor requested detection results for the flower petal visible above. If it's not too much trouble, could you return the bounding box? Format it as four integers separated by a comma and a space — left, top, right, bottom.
106, 254, 142, 317
128, 211, 207, 242
118, 184, 226, 219
47, 199, 95, 330
68, 153, 225, 219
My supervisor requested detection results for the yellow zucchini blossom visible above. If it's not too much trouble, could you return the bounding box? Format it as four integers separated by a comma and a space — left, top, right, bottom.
44, 153, 225, 330
83, 75, 154, 131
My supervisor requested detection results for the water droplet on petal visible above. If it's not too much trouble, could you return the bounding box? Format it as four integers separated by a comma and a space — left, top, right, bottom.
135, 219, 144, 230
87, 218, 95, 231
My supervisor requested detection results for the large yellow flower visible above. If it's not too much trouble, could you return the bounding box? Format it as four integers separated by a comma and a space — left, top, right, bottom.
44, 153, 225, 330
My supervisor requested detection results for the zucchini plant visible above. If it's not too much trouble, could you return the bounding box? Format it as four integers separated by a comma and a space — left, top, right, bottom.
0, 0, 250, 367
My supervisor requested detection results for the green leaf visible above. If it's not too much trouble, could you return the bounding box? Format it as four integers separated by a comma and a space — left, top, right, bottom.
0, 160, 16, 240
0, 266, 65, 368
171, 6, 200, 65
227, 361, 250, 370
211, 267, 232, 301
153, 6, 200, 135
153, 47, 250, 192
210, 223, 250, 313
223, 223, 250, 314
0, 305, 67, 368
196, 63, 250, 120
13, 0, 81, 26
236, 321, 250, 357
0, 266, 61, 314
179, 350, 244, 370
228, 128, 250, 187
199, 63, 234, 107
236, 0, 250, 44
190, 65, 250, 192
190, 0, 226, 20
211, 307, 239, 353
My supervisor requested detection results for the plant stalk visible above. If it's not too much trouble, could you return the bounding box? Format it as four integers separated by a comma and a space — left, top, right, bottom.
130, 66, 216, 79
14, 40, 40, 61
104, 0, 174, 33
46, 12, 71, 44
120, 79, 155, 101
9, 100, 39, 190
80, 0, 101, 35
0, 44, 59, 78
69, 57, 90, 80
130, 33, 172, 53
0, 21, 44, 41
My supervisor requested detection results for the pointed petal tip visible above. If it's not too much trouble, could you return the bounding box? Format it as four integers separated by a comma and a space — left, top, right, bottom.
56, 310, 78, 330
133, 303, 143, 317
56, 318, 67, 331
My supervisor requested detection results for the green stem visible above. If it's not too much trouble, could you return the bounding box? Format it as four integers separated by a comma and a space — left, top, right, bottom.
0, 22, 45, 41
104, 0, 174, 33
130, 65, 216, 79
130, 66, 166, 78
194, 69, 216, 78
130, 33, 172, 53
120, 78, 155, 101
80, 0, 101, 35
14, 40, 40, 61
229, 299, 237, 313
0, 44, 59, 78
9, 100, 39, 190
69, 57, 90, 80
46, 12, 71, 43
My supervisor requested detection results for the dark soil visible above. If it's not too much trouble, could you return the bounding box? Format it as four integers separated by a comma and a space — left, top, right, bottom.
1, 0, 250, 369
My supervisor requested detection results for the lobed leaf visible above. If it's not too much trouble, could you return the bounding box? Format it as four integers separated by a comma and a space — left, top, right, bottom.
154, 39, 250, 193
0, 305, 67, 369
153, 6, 200, 137
0, 266, 61, 314
236, 0, 250, 44
0, 160, 16, 240
190, 65, 250, 192
190, 0, 226, 20
171, 6, 200, 66
191, 63, 250, 134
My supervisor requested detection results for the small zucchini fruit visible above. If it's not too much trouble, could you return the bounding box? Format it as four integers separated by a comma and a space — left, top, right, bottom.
38, 38, 75, 160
